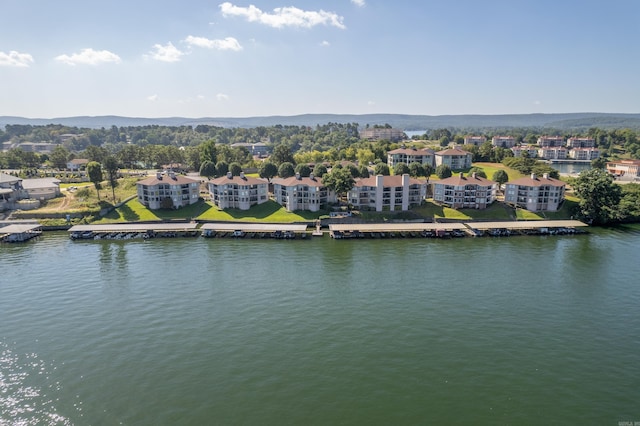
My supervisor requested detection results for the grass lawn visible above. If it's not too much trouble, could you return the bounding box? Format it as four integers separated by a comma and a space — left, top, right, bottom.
412, 200, 513, 220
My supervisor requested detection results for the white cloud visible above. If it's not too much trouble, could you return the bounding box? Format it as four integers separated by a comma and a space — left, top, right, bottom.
320, 40, 330, 47
216, 93, 229, 101
367, 100, 376, 106
0, 50, 34, 67
351, 0, 366, 6
185, 35, 243, 51
147, 94, 159, 102
147, 42, 184, 62
219, 2, 346, 29
55, 48, 121, 66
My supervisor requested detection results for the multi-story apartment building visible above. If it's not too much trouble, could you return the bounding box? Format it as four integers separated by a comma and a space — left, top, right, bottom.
537, 136, 565, 147
359, 127, 405, 142
504, 173, 566, 212
566, 137, 596, 148
606, 159, 640, 178
435, 148, 473, 170
568, 147, 600, 161
537, 147, 568, 160
464, 136, 486, 146
387, 147, 435, 168
348, 174, 427, 212
511, 145, 538, 158
491, 136, 516, 148
208, 172, 269, 210
432, 173, 497, 209
272, 173, 335, 212
137, 172, 201, 210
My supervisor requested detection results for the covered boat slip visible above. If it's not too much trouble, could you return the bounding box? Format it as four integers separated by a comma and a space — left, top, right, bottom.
200, 223, 309, 239
68, 223, 199, 240
0, 224, 43, 242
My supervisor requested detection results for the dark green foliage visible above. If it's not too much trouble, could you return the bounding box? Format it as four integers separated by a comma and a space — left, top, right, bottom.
215, 161, 228, 177
278, 162, 295, 178
393, 163, 410, 176
295, 163, 312, 177
467, 166, 487, 178
86, 161, 102, 199
229, 162, 242, 176
313, 163, 328, 177
258, 162, 278, 181
373, 163, 390, 176
199, 161, 216, 178
436, 164, 452, 179
571, 168, 622, 225
492, 169, 509, 185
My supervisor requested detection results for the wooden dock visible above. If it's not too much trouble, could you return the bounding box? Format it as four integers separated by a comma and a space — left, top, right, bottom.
1, 223, 43, 242
68, 223, 199, 240
200, 223, 309, 239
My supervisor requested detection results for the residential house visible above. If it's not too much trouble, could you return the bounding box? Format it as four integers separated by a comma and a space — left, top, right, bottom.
66, 158, 90, 171
432, 173, 497, 209
360, 127, 405, 142
568, 148, 600, 161
464, 136, 486, 146
511, 145, 538, 158
272, 173, 335, 212
491, 136, 516, 148
348, 174, 427, 212
606, 159, 640, 178
566, 137, 596, 148
208, 172, 269, 210
0, 172, 28, 210
21, 178, 61, 200
230, 142, 270, 157
504, 173, 566, 212
537, 147, 568, 160
137, 172, 201, 210
537, 136, 565, 147
387, 147, 435, 168
435, 148, 473, 170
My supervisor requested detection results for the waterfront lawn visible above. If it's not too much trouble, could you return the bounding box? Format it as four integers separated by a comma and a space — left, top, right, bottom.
543, 196, 579, 220
411, 200, 512, 220
196, 200, 324, 222
468, 162, 525, 181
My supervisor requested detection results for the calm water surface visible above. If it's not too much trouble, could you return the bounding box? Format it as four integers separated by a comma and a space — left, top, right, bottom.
1, 228, 639, 425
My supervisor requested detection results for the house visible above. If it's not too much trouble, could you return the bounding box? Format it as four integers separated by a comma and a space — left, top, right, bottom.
491, 136, 516, 148
0, 172, 28, 210
21, 178, 61, 200
230, 142, 270, 157
272, 173, 335, 212
360, 127, 405, 142
568, 148, 600, 161
511, 145, 538, 158
435, 148, 473, 170
566, 137, 595, 148
66, 158, 90, 171
537, 136, 565, 147
432, 173, 497, 209
348, 174, 427, 212
606, 159, 640, 177
137, 172, 201, 210
537, 147, 568, 160
504, 173, 566, 212
386, 147, 435, 168
464, 136, 486, 146
208, 172, 269, 210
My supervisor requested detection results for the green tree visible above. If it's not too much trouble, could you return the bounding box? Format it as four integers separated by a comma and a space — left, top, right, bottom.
468, 166, 487, 178
199, 160, 217, 178
103, 156, 119, 202
591, 157, 607, 169
393, 163, 410, 176
271, 144, 295, 166
492, 169, 509, 187
571, 168, 622, 225
313, 163, 328, 177
86, 161, 103, 199
49, 145, 70, 169
199, 139, 218, 165
358, 164, 370, 178
295, 163, 312, 177
408, 162, 425, 178
436, 164, 452, 179
373, 163, 390, 176
258, 162, 278, 182
322, 167, 355, 203
216, 161, 229, 177
229, 162, 242, 176
278, 162, 295, 178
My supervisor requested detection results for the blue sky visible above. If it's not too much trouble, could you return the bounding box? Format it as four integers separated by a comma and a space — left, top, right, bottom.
1, 0, 639, 118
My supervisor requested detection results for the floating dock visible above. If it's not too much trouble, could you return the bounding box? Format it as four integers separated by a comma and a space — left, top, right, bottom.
200, 223, 309, 239
1, 223, 43, 242
68, 223, 199, 240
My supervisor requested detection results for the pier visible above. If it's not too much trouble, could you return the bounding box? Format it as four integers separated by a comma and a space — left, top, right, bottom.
68, 223, 199, 240
200, 223, 309, 239
0, 223, 43, 242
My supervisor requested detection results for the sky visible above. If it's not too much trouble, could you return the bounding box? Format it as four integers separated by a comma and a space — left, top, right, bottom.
1, 0, 639, 118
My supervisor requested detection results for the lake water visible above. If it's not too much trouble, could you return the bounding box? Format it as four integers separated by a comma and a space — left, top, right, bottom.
2, 229, 640, 425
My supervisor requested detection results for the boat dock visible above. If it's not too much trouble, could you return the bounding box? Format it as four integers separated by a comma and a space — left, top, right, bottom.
329, 220, 588, 239
1, 223, 43, 242
200, 223, 309, 239
68, 223, 199, 240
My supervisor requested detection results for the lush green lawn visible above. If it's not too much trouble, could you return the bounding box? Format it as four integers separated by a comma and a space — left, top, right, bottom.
412, 200, 513, 220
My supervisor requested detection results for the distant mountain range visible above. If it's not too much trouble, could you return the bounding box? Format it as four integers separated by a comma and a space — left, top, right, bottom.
2, 112, 640, 131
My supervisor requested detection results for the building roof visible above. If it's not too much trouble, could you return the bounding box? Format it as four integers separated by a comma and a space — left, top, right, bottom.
354, 174, 425, 188
273, 175, 325, 187
21, 178, 61, 189
434, 173, 496, 187
209, 174, 267, 186
138, 174, 201, 186
607, 159, 640, 166
435, 148, 471, 156
387, 147, 434, 155
0, 172, 21, 184
68, 158, 90, 165
507, 174, 566, 187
